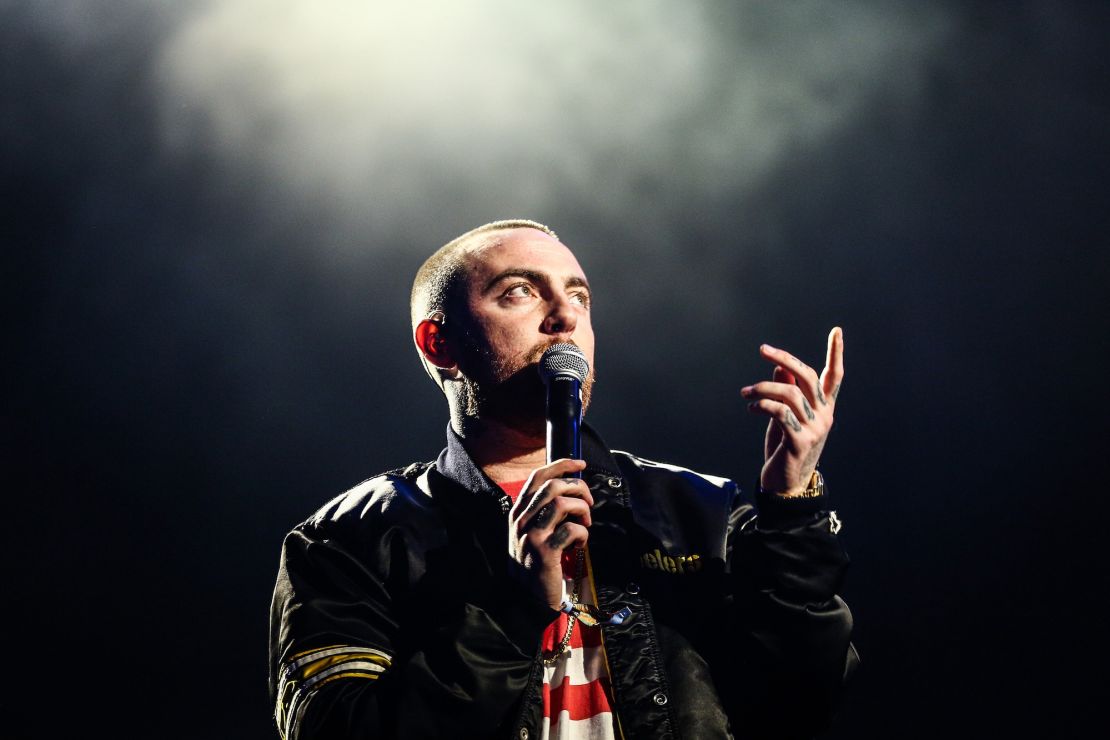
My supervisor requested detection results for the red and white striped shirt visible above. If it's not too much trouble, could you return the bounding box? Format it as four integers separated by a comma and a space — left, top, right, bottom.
501, 480, 618, 740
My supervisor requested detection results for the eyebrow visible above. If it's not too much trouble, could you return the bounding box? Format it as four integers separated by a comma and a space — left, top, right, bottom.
483, 268, 592, 296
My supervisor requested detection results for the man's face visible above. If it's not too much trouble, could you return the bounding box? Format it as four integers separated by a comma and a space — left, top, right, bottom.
451, 228, 595, 430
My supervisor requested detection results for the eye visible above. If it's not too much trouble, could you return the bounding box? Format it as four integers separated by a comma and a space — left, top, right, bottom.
502, 283, 535, 300
569, 291, 591, 308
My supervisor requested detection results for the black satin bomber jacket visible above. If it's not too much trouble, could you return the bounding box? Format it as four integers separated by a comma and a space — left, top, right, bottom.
269, 424, 858, 739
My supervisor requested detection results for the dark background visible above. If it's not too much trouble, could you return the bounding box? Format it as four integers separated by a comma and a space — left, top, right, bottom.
5, 1, 1107, 737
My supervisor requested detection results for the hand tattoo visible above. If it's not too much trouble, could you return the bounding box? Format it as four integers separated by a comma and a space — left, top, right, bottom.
533, 503, 554, 528
803, 398, 815, 421
548, 524, 571, 550
817, 388, 828, 406
831, 382, 842, 401
785, 410, 802, 432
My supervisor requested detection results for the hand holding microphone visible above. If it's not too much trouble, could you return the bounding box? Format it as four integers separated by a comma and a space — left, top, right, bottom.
507, 344, 593, 611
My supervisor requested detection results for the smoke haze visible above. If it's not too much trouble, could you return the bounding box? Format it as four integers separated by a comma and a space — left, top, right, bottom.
5, 2, 1107, 737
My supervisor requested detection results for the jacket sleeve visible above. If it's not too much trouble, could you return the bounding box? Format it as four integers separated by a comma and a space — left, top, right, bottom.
719, 482, 858, 739
269, 516, 557, 739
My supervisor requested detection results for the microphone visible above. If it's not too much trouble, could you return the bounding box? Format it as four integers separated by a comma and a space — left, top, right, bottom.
538, 343, 632, 626
538, 343, 589, 478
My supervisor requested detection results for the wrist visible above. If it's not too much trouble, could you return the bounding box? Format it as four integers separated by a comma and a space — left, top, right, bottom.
763, 469, 824, 499
755, 469, 828, 524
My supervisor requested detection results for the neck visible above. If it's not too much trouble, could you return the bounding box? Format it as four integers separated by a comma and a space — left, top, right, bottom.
452, 414, 547, 484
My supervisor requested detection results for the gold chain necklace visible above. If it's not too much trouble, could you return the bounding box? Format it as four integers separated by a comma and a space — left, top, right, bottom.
542, 547, 586, 665
540, 548, 635, 666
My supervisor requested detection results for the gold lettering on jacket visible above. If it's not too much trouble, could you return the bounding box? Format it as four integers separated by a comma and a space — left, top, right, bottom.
640, 548, 703, 574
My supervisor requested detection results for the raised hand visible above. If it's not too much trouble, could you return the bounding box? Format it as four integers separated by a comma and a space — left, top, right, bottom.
741, 327, 845, 495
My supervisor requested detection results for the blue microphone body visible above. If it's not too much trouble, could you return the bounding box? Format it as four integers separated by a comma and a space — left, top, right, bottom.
538, 344, 589, 479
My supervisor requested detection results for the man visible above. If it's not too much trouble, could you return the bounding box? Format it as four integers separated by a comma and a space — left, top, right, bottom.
269, 220, 856, 739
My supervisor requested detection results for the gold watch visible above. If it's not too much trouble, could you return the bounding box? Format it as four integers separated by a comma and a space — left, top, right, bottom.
775, 469, 825, 499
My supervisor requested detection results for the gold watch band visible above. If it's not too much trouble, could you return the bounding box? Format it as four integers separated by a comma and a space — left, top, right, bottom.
774, 469, 824, 499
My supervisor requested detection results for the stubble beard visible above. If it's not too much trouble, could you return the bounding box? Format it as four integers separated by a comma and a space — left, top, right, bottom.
457, 335, 594, 437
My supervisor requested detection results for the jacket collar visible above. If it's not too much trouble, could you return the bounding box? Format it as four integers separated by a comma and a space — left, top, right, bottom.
435, 421, 623, 508
436, 422, 503, 504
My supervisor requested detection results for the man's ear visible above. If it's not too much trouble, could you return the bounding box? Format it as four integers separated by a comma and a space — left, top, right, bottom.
414, 318, 457, 371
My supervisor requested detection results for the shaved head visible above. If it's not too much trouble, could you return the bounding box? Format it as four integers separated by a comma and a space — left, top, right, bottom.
410, 219, 559, 330
410, 219, 561, 392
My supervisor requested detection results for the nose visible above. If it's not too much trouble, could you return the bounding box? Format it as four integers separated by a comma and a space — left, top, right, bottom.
541, 294, 578, 337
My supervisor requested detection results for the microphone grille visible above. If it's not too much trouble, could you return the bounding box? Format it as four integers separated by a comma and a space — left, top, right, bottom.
538, 343, 589, 383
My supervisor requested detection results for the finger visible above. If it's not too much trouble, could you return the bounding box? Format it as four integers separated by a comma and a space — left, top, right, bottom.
509, 459, 588, 517
540, 495, 593, 530
742, 380, 816, 425
747, 398, 805, 440
531, 501, 557, 529
820, 326, 845, 403
759, 344, 821, 406
543, 521, 589, 553
517, 477, 594, 523
519, 520, 590, 559
524, 476, 594, 510
520, 491, 593, 534
527, 458, 588, 489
